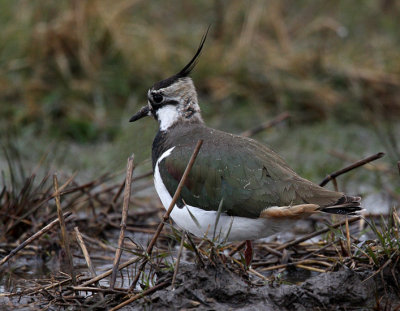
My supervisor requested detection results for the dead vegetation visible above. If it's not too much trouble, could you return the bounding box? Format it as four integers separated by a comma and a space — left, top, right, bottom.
1, 126, 399, 310
1, 1, 400, 142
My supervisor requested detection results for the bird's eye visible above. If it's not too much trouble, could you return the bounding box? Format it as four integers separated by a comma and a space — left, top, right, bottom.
152, 93, 163, 104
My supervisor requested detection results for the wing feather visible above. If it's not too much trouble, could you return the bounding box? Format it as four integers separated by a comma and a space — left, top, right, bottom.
158, 127, 343, 218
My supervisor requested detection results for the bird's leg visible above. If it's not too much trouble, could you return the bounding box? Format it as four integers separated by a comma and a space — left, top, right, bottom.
244, 240, 253, 267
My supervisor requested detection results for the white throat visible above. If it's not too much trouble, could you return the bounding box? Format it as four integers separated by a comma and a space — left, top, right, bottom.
156, 105, 180, 131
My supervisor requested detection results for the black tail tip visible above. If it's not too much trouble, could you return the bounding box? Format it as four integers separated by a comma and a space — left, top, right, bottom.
321, 194, 363, 215
320, 205, 363, 215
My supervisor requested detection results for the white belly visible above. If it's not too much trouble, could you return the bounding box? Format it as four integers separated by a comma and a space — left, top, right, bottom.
154, 147, 291, 242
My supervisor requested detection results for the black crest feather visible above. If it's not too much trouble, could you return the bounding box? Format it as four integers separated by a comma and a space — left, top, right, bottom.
152, 26, 210, 90
177, 25, 210, 78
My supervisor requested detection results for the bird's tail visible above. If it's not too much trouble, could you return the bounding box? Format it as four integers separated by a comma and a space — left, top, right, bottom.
319, 195, 362, 215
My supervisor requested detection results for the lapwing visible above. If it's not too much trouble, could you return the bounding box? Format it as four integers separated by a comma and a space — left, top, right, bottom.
129, 32, 361, 265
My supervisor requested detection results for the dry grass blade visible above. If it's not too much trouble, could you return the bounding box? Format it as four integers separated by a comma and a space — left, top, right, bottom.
186, 233, 205, 267
129, 140, 203, 291
0, 212, 72, 266
319, 152, 385, 187
110, 155, 135, 289
54, 174, 76, 285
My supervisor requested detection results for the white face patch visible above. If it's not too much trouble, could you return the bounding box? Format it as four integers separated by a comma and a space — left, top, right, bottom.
156, 105, 180, 131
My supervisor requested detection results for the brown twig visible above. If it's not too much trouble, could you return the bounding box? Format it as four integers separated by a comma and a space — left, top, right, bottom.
110, 279, 171, 311
275, 216, 361, 251
319, 152, 385, 187
54, 174, 76, 285
129, 140, 203, 291
110, 155, 135, 289
240, 112, 290, 137
0, 212, 72, 266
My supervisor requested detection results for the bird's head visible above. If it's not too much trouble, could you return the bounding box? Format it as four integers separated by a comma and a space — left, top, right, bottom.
129, 30, 209, 131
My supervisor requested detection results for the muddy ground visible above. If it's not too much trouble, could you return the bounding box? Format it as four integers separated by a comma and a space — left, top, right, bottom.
120, 262, 399, 311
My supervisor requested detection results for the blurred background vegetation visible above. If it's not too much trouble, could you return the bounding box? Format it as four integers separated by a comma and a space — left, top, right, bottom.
0, 0, 399, 210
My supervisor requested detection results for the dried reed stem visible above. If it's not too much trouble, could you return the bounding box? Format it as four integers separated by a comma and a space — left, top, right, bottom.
110, 155, 135, 289
129, 140, 203, 291
241, 112, 290, 137
171, 231, 186, 289
74, 227, 96, 277
345, 217, 351, 256
0, 212, 73, 266
80, 256, 141, 287
248, 267, 268, 280
319, 152, 385, 187
54, 174, 76, 285
275, 216, 361, 251
332, 178, 339, 192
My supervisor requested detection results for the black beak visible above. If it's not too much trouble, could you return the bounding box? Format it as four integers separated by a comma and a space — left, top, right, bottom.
129, 106, 151, 122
